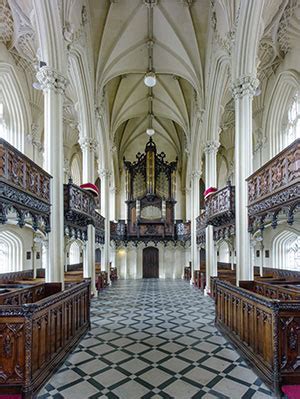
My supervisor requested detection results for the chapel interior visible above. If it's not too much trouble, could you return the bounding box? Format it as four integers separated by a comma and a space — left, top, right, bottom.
0, 0, 299, 398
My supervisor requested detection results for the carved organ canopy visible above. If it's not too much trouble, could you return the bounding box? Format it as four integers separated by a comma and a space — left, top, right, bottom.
124, 137, 177, 202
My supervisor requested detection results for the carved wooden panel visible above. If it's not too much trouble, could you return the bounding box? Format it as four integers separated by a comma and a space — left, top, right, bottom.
215, 279, 300, 395
0, 139, 52, 231
0, 281, 90, 397
247, 139, 300, 230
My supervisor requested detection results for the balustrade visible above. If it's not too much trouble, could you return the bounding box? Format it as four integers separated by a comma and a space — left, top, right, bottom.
64, 180, 105, 243
0, 281, 90, 397
196, 212, 206, 245
206, 182, 235, 227
247, 138, 300, 230
215, 279, 300, 395
0, 138, 51, 231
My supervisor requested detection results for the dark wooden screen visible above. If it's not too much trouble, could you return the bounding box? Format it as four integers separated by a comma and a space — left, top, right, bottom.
143, 247, 159, 278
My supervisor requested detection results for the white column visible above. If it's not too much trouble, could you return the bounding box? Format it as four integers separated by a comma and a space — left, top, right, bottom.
100, 169, 111, 282
204, 140, 220, 294
37, 67, 68, 284
64, 239, 69, 272
80, 137, 97, 295
190, 171, 201, 283
260, 242, 264, 276
230, 245, 235, 271
232, 76, 258, 283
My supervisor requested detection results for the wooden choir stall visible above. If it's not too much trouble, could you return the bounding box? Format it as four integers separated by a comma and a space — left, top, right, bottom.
0, 138, 91, 397
213, 138, 300, 397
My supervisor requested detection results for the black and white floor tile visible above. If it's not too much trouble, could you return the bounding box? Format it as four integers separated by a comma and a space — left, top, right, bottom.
38, 279, 275, 399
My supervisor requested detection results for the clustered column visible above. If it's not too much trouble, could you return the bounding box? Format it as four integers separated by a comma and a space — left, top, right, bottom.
190, 170, 201, 283
37, 66, 68, 283
100, 169, 111, 282
232, 76, 258, 283
204, 140, 220, 293
80, 137, 98, 295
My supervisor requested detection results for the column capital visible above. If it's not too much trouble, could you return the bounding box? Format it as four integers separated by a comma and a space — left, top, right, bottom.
204, 140, 220, 154
37, 66, 69, 94
191, 170, 201, 180
99, 168, 111, 179
231, 75, 259, 99
79, 136, 98, 152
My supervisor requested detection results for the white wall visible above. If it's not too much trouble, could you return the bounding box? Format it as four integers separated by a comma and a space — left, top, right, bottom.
115, 243, 190, 279
0, 224, 43, 272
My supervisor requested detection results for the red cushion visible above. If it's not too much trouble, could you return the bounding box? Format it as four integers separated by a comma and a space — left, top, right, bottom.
0, 396, 22, 399
204, 186, 217, 199
282, 385, 300, 399
80, 183, 99, 196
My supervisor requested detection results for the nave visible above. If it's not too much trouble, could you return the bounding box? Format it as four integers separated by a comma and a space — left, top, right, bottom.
38, 280, 272, 399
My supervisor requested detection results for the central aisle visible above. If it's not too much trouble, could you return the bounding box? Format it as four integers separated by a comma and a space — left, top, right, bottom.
39, 280, 273, 399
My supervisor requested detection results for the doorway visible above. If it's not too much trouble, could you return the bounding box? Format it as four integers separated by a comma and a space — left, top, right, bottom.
143, 247, 159, 278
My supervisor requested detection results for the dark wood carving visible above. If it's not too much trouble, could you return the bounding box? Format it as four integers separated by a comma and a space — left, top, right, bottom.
206, 182, 235, 227
196, 212, 206, 245
0, 280, 90, 398
111, 139, 189, 245
64, 179, 105, 243
247, 138, 300, 232
0, 138, 52, 232
215, 279, 300, 396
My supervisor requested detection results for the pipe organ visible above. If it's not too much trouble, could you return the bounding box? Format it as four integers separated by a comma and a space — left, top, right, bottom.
123, 138, 178, 241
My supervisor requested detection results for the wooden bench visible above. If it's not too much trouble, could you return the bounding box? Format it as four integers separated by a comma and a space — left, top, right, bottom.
215, 279, 300, 397
96, 271, 108, 290
110, 267, 118, 281
184, 266, 191, 280
0, 280, 90, 398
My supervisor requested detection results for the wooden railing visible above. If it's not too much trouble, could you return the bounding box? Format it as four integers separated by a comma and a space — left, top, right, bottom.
240, 280, 300, 300
110, 220, 126, 241
215, 279, 300, 395
64, 180, 95, 223
196, 212, 206, 245
206, 182, 235, 227
110, 219, 191, 244
94, 211, 105, 243
247, 138, 300, 229
0, 281, 90, 397
0, 138, 52, 231
64, 180, 105, 243
175, 220, 191, 242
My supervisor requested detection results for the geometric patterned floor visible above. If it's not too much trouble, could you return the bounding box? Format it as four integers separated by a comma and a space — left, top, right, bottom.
38, 279, 275, 399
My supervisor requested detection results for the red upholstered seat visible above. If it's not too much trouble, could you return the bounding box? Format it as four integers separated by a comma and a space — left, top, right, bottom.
282, 386, 300, 399
80, 182, 99, 196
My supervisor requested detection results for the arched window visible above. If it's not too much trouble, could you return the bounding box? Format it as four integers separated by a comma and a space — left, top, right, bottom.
282, 92, 300, 149
69, 241, 81, 265
287, 236, 300, 270
70, 154, 82, 186
272, 230, 300, 270
0, 102, 8, 141
0, 231, 23, 273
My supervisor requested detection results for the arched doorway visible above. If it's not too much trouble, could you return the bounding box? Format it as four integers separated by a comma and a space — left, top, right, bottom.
143, 247, 159, 278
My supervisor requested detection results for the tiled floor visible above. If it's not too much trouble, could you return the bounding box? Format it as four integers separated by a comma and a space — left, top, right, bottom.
38, 279, 275, 399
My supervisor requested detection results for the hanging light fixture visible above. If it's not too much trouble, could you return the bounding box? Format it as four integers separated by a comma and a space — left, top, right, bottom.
144, 2, 156, 88
144, 71, 156, 88
146, 95, 155, 136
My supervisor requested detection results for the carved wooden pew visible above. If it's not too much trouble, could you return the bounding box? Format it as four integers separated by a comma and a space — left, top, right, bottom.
215, 279, 300, 396
184, 266, 191, 281
96, 271, 108, 290
110, 267, 118, 281
0, 280, 90, 398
